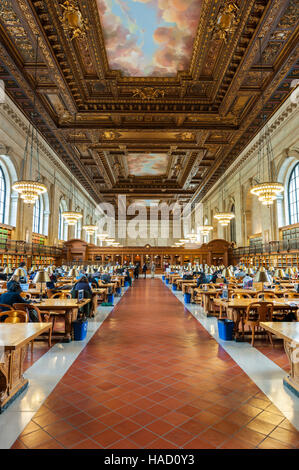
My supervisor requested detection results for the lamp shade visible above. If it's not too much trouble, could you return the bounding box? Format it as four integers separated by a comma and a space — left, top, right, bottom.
3, 267, 10, 274
14, 268, 26, 277
68, 268, 78, 277
274, 269, 286, 278
254, 268, 271, 283
33, 270, 51, 283
222, 268, 233, 278
285, 267, 294, 276
86, 266, 94, 274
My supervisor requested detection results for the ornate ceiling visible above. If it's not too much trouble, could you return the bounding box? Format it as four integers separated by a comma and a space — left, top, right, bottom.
0, 0, 298, 207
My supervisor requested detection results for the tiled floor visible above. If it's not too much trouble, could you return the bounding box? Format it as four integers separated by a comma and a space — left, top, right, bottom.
11, 279, 299, 449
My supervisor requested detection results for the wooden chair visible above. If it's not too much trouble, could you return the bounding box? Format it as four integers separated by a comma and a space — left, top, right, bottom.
257, 291, 278, 300
231, 292, 253, 299
0, 309, 28, 323
28, 283, 36, 289
1, 282, 7, 289
283, 292, 299, 299
13, 304, 51, 347
48, 292, 71, 332
50, 292, 71, 299
244, 302, 274, 347
0, 304, 13, 312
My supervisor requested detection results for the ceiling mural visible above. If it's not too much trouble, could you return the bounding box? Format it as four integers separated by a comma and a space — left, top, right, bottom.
97, 0, 202, 76
127, 153, 168, 175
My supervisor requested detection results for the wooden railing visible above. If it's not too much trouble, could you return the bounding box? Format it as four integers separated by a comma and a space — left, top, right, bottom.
233, 238, 299, 256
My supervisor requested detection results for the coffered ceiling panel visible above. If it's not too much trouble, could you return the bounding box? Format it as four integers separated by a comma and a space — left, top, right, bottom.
0, 0, 298, 207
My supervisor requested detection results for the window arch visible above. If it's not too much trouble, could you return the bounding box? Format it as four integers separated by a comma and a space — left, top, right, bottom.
75, 210, 82, 239
288, 163, 299, 225
0, 164, 7, 223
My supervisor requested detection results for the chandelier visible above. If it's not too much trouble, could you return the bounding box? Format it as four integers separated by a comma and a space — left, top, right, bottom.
186, 233, 198, 243
83, 225, 97, 235
250, 38, 283, 206
198, 225, 213, 236
250, 182, 283, 205
214, 213, 235, 226
13, 181, 47, 204
12, 36, 47, 205
62, 211, 82, 226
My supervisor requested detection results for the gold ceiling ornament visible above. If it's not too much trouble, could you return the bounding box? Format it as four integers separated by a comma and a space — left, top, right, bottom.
62, 211, 83, 226
132, 88, 165, 100
101, 130, 120, 140
180, 132, 195, 141
83, 225, 98, 235
12, 36, 47, 205
250, 38, 284, 206
209, 1, 240, 42
214, 212, 235, 226
59, 1, 89, 41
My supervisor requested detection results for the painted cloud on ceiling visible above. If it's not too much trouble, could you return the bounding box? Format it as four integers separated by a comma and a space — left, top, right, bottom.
127, 153, 168, 175
97, 0, 202, 76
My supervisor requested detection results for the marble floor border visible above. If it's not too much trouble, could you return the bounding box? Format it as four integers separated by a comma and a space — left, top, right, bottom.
165, 282, 299, 431
0, 287, 130, 449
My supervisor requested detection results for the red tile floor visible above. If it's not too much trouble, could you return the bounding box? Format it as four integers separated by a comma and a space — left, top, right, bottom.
12, 279, 299, 449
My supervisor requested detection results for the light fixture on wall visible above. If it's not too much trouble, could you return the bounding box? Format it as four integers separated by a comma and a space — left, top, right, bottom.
12, 36, 47, 204
250, 38, 283, 206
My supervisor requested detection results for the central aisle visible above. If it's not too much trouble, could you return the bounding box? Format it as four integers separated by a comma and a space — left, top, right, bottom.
13, 279, 299, 449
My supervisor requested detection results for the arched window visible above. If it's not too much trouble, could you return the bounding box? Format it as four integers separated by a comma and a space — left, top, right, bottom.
230, 204, 236, 243
288, 163, 299, 225
0, 165, 6, 224
76, 214, 82, 239
32, 196, 43, 234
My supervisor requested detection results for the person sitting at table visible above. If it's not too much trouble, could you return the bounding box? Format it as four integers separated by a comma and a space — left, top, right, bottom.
0, 267, 7, 281
7, 275, 22, 293
70, 275, 92, 317
0, 281, 30, 314
101, 272, 111, 284
13, 262, 28, 283
46, 273, 57, 289
197, 272, 207, 287
243, 274, 253, 288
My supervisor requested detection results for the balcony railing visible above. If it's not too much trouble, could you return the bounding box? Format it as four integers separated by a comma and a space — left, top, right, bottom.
233, 238, 299, 256
0, 239, 62, 256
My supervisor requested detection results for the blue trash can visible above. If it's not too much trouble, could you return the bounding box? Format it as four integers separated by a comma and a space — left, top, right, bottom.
165, 278, 169, 284
116, 286, 122, 294
217, 319, 234, 341
124, 281, 130, 287
108, 293, 114, 304
162, 275, 165, 281
184, 292, 191, 303
73, 320, 88, 341
172, 283, 177, 291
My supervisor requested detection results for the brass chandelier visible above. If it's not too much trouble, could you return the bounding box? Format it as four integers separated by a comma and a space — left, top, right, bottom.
214, 212, 235, 226
83, 225, 97, 235
12, 36, 47, 204
250, 38, 283, 205
198, 225, 213, 236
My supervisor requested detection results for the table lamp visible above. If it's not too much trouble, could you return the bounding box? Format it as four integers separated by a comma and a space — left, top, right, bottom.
68, 268, 77, 277
254, 267, 271, 283
33, 270, 51, 299
274, 269, 286, 278
222, 267, 233, 278
86, 266, 94, 274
